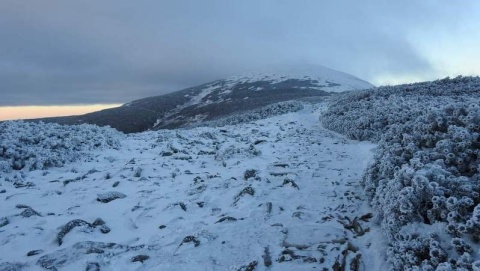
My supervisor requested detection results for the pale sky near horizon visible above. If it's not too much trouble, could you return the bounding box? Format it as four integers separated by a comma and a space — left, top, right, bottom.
0, 104, 121, 121
0, 0, 479, 120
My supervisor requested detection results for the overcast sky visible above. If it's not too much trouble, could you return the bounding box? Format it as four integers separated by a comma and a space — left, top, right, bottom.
1, 0, 479, 106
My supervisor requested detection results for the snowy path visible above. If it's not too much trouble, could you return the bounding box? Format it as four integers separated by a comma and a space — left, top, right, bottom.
0, 104, 387, 271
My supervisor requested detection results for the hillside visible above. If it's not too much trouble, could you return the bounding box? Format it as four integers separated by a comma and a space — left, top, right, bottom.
34, 65, 373, 133
3, 76, 479, 270
0, 103, 386, 271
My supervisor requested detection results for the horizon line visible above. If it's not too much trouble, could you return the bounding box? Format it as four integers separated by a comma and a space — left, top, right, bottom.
0, 104, 122, 121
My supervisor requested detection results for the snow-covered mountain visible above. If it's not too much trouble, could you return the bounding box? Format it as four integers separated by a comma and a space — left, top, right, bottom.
35, 65, 373, 133
2, 76, 478, 270
224, 64, 374, 93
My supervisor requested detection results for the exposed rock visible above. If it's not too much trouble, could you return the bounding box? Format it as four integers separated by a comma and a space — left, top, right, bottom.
178, 202, 187, 211
62, 177, 82, 186
57, 219, 92, 246
233, 186, 255, 205
85, 262, 100, 271
187, 184, 207, 196
0, 189, 6, 194
92, 218, 106, 227
20, 207, 41, 218
350, 254, 362, 271
238, 261, 258, 271
282, 178, 299, 190
131, 205, 142, 212
269, 172, 290, 177
337, 216, 369, 237
215, 216, 237, 224
243, 169, 257, 180
359, 213, 373, 222
133, 167, 142, 177
17, 204, 46, 218
193, 176, 204, 185
262, 247, 272, 267
284, 225, 343, 249
303, 257, 317, 263
277, 249, 303, 262
98, 225, 111, 234
37, 241, 131, 271
292, 211, 305, 219
198, 150, 215, 155
131, 255, 149, 263
0, 262, 25, 271
56, 218, 111, 246
85, 247, 104, 254
240, 187, 255, 196
27, 250, 44, 256
13, 181, 35, 188
173, 155, 192, 161
265, 202, 273, 214
179, 236, 200, 247
112, 181, 120, 187
0, 217, 9, 228
96, 192, 126, 203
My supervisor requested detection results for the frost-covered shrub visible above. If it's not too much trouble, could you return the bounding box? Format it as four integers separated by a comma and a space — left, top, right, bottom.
321, 76, 480, 270
189, 101, 304, 128
0, 121, 122, 172
214, 143, 261, 161
366, 102, 480, 270
322, 76, 480, 141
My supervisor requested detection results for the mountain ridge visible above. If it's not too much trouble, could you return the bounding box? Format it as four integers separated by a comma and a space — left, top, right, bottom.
31, 65, 374, 133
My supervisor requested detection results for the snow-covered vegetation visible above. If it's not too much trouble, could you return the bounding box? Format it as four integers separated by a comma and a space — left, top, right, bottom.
44, 66, 370, 133
0, 121, 122, 172
0, 104, 386, 271
322, 76, 480, 270
188, 100, 305, 128
4, 76, 480, 270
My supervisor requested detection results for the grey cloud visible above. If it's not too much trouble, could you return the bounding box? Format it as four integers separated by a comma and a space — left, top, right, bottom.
0, 0, 478, 105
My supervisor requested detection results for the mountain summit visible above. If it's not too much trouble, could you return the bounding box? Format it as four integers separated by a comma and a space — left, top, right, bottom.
224, 64, 373, 92
37, 65, 374, 133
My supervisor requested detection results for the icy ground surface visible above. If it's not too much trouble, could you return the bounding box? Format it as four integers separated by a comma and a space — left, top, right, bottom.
0, 104, 388, 271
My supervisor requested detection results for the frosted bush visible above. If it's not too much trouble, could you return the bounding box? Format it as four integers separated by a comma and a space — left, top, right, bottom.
0, 121, 122, 172
322, 76, 480, 141
189, 100, 304, 128
322, 76, 480, 270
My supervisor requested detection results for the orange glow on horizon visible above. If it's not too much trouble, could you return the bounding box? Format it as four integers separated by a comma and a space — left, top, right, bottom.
0, 104, 122, 121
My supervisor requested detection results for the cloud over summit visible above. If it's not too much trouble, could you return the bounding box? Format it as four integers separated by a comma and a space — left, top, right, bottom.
1, 0, 478, 105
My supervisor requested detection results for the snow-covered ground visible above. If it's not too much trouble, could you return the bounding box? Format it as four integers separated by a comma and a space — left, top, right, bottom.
175, 64, 375, 113
0, 103, 388, 271
226, 64, 375, 93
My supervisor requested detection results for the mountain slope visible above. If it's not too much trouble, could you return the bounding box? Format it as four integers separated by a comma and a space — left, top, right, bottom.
35, 65, 373, 133
0, 103, 387, 270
